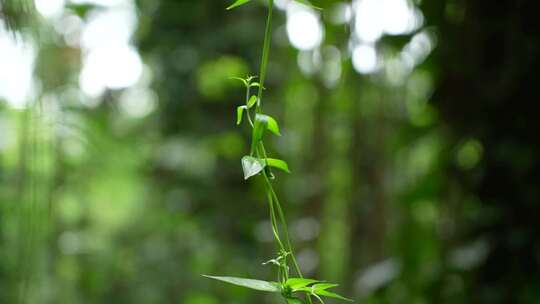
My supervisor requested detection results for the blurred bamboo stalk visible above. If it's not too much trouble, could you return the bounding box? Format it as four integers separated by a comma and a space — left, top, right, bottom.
11, 99, 52, 303
318, 62, 354, 283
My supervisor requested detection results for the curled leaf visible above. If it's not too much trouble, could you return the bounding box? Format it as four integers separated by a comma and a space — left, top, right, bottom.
248, 95, 258, 108
237, 105, 247, 125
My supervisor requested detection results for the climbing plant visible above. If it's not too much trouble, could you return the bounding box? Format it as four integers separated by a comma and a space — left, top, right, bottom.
204, 1, 351, 304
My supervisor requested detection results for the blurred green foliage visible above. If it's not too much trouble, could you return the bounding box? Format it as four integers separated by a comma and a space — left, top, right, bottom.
1, 0, 540, 303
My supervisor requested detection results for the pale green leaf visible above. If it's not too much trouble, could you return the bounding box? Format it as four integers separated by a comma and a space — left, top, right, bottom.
266, 158, 290, 173
226, 0, 252, 10
237, 105, 247, 125
203, 275, 280, 292
241, 156, 266, 180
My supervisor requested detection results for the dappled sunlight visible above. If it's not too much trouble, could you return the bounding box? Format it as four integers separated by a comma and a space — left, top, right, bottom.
35, 0, 64, 18
0, 25, 35, 109
78, 1, 141, 97
352, 44, 378, 74
286, 3, 324, 51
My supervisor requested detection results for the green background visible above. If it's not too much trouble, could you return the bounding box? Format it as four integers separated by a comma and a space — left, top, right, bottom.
1, 0, 539, 303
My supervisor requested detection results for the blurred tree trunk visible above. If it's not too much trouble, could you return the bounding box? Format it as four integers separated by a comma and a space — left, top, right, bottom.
426, 0, 540, 302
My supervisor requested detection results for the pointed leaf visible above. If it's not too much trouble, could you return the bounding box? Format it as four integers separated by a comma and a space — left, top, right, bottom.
241, 156, 266, 180
226, 0, 252, 10
203, 275, 280, 292
266, 158, 290, 173
237, 105, 247, 125
312, 283, 339, 291
256, 114, 281, 136
248, 95, 258, 108
286, 278, 320, 290
315, 290, 353, 302
266, 115, 281, 136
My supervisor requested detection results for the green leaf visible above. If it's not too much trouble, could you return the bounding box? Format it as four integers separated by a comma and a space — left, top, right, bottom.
247, 95, 258, 108
229, 76, 248, 87
226, 0, 251, 10
315, 290, 353, 302
266, 158, 290, 173
312, 283, 339, 291
241, 156, 266, 180
285, 278, 320, 290
237, 105, 247, 125
293, 0, 322, 10
286, 297, 305, 304
203, 275, 280, 292
256, 114, 281, 136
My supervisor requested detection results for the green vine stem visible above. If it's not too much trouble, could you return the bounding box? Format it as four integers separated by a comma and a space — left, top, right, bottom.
253, 0, 304, 281
256, 0, 273, 111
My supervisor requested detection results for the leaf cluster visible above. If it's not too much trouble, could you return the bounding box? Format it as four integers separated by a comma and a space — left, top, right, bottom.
203, 275, 351, 304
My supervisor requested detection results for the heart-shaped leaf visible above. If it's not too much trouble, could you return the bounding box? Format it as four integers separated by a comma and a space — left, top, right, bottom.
203, 275, 280, 292
241, 156, 266, 180
266, 158, 291, 173
226, 0, 251, 10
